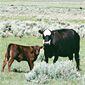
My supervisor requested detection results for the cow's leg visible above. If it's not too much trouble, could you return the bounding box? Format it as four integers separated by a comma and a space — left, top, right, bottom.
44, 51, 48, 63
75, 53, 80, 71
53, 56, 58, 63
8, 58, 14, 72
45, 56, 48, 63
68, 54, 73, 61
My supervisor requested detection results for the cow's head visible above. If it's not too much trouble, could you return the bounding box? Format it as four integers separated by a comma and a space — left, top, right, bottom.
39, 29, 51, 45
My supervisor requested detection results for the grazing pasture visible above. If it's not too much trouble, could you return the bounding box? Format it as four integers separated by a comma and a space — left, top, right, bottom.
0, 36, 85, 85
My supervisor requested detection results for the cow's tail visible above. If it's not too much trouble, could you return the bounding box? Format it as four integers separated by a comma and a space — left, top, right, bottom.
6, 44, 11, 61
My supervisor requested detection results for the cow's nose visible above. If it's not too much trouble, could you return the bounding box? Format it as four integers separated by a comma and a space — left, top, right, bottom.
44, 40, 51, 45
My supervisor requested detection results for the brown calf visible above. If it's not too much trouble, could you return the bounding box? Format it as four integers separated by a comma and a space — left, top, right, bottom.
2, 43, 42, 72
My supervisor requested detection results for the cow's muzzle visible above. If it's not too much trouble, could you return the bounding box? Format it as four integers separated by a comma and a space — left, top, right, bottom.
43, 40, 51, 45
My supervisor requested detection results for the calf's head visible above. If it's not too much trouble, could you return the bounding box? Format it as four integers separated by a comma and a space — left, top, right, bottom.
39, 29, 51, 45
32, 46, 43, 57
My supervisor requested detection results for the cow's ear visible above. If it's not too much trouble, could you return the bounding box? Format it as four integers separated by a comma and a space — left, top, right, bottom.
38, 30, 43, 34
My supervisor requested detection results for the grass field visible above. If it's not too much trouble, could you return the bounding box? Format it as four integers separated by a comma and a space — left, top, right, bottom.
0, 36, 85, 85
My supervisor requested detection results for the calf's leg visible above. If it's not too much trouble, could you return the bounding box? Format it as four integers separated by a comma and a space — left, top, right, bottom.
1, 53, 8, 72
2, 58, 8, 72
8, 58, 14, 72
27, 60, 34, 70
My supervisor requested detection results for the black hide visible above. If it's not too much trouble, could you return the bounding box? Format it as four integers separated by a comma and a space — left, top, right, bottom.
39, 29, 80, 70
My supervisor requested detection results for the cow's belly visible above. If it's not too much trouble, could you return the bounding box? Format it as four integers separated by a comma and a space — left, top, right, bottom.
54, 49, 73, 57
47, 53, 69, 58
45, 51, 70, 57
58, 54, 68, 57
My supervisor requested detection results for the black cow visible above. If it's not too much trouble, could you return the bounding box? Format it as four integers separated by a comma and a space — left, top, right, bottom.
38, 29, 80, 70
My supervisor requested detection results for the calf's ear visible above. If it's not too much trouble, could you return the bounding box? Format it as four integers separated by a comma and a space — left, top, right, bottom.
38, 30, 43, 34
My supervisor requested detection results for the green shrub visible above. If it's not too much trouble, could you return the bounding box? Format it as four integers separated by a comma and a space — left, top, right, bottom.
25, 60, 80, 84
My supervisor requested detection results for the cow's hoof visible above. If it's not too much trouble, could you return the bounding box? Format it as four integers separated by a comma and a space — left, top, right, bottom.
77, 68, 81, 71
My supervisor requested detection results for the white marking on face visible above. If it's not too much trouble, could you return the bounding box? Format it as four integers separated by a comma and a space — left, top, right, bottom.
43, 29, 51, 36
